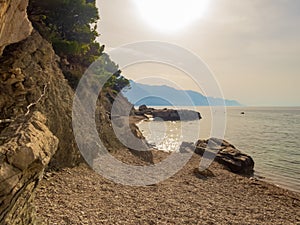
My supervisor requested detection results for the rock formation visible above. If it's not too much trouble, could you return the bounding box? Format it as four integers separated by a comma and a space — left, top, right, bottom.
135, 105, 202, 121
195, 138, 255, 175
0, 112, 58, 224
0, 30, 82, 167
96, 91, 153, 163
0, 1, 81, 223
0, 0, 32, 55
0, 2, 153, 222
0, 28, 153, 223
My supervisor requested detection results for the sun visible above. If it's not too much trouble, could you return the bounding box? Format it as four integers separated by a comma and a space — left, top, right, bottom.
133, 0, 210, 33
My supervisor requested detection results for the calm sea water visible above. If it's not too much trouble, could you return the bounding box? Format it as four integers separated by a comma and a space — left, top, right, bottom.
138, 107, 300, 192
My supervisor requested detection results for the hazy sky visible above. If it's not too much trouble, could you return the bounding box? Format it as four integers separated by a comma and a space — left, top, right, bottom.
96, 0, 300, 106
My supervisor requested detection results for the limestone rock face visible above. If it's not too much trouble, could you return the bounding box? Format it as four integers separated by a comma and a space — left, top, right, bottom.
0, 30, 81, 167
96, 91, 154, 163
195, 138, 255, 175
0, 0, 32, 55
0, 111, 58, 224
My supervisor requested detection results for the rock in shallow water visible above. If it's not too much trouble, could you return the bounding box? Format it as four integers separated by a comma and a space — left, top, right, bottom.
135, 105, 201, 121
195, 138, 254, 175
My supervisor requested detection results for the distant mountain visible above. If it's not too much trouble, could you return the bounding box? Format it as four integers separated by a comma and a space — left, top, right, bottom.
122, 80, 242, 106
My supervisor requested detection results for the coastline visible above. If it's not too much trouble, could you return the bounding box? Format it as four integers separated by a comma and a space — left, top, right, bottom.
35, 153, 300, 224
136, 106, 300, 193
132, 111, 300, 193
34, 114, 300, 224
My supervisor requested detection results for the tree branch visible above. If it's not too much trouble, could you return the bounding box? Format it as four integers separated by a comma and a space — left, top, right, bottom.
0, 119, 14, 124
0, 83, 49, 126
25, 83, 49, 116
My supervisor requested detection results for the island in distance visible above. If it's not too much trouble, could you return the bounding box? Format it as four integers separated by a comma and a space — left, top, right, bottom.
122, 80, 242, 106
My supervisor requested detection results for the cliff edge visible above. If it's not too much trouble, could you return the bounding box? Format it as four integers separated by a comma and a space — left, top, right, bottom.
0, 30, 81, 167
0, 1, 153, 223
0, 112, 58, 224
0, 0, 32, 55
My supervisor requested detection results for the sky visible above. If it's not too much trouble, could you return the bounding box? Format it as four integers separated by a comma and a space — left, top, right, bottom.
96, 0, 300, 106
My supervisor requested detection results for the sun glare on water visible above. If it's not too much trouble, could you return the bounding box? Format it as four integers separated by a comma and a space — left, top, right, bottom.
134, 0, 209, 33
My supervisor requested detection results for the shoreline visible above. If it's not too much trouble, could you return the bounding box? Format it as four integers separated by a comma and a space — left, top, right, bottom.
34, 113, 300, 223
35, 153, 300, 224
133, 107, 300, 194
252, 170, 300, 194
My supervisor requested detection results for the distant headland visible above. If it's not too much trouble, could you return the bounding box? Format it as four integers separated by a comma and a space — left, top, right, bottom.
123, 80, 242, 106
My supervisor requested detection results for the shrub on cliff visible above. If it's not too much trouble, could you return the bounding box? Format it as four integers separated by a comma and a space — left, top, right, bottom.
27, 0, 129, 91
28, 0, 100, 63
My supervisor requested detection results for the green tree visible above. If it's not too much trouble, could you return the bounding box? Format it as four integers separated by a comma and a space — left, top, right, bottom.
28, 0, 101, 63
28, 0, 129, 91
91, 53, 129, 92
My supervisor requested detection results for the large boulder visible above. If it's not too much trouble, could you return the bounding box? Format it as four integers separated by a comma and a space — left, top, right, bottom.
0, 0, 32, 55
0, 111, 58, 224
195, 138, 254, 175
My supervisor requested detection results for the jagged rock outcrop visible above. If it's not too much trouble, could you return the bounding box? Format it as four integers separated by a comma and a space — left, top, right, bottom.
0, 0, 32, 55
97, 91, 153, 163
135, 105, 202, 121
0, 3, 154, 223
0, 30, 153, 168
0, 30, 82, 167
0, 111, 58, 224
195, 138, 254, 175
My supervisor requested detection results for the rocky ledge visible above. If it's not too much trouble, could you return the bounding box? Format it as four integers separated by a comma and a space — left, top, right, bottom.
135, 105, 201, 121
0, 111, 58, 224
195, 138, 255, 175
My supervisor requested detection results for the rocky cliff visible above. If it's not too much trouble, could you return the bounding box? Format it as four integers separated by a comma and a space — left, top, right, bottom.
0, 0, 81, 223
0, 28, 81, 224
0, 112, 58, 224
0, 0, 32, 56
0, 30, 81, 167
0, 1, 153, 223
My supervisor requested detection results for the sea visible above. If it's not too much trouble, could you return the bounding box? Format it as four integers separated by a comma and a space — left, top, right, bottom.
137, 106, 300, 193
